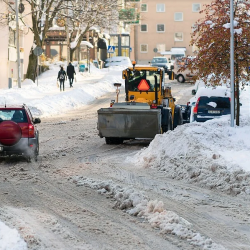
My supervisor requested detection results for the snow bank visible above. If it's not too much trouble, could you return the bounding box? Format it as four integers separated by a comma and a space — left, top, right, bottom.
0, 220, 27, 250
127, 115, 250, 197
71, 177, 226, 250
0, 62, 124, 118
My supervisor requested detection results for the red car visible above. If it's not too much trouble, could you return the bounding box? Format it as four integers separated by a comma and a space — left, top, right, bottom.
0, 104, 41, 162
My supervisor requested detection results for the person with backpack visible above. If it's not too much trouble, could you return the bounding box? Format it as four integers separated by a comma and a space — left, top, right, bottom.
57, 66, 67, 91
66, 62, 76, 88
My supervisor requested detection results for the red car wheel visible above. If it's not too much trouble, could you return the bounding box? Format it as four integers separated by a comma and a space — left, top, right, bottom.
0, 121, 22, 146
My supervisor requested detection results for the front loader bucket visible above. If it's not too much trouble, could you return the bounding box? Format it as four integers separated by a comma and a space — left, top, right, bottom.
97, 108, 161, 139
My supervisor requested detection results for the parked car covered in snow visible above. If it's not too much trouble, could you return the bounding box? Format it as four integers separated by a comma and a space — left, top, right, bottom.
104, 56, 132, 68
189, 86, 231, 122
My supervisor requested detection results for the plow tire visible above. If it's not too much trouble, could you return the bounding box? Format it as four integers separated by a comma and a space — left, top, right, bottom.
105, 137, 124, 145
161, 108, 173, 133
173, 106, 183, 129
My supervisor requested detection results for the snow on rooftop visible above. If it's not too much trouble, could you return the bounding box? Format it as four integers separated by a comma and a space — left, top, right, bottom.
49, 25, 65, 31
80, 41, 94, 48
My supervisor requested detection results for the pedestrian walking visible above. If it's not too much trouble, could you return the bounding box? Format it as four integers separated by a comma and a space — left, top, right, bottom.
57, 66, 67, 91
67, 62, 76, 88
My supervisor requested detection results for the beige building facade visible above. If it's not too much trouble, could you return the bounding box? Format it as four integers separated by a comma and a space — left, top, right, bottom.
0, 1, 33, 89
129, 0, 211, 64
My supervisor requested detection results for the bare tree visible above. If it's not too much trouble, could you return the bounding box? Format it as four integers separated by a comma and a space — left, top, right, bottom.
59, 0, 120, 61
0, 0, 68, 81
0, 0, 124, 81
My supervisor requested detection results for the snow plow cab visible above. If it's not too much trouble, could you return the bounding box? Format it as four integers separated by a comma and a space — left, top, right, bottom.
97, 62, 184, 144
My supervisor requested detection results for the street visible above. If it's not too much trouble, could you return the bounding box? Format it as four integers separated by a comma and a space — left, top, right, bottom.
0, 81, 249, 250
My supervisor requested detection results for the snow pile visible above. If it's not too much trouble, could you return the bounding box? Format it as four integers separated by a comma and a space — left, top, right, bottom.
72, 177, 226, 250
128, 115, 250, 197
0, 221, 27, 250
0, 62, 124, 118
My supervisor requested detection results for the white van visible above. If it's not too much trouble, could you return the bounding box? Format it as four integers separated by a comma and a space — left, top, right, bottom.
161, 47, 186, 67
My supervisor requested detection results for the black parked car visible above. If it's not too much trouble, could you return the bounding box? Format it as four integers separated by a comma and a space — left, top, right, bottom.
190, 87, 231, 123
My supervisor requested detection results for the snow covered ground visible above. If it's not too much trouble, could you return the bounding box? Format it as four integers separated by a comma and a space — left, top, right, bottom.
0, 61, 249, 249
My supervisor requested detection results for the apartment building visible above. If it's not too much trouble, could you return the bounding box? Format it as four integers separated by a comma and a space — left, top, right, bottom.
129, 0, 211, 64
0, 1, 33, 89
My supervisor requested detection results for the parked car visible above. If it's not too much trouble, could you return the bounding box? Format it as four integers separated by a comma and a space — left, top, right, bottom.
149, 57, 171, 72
189, 86, 231, 122
0, 104, 41, 162
173, 57, 196, 83
104, 56, 132, 68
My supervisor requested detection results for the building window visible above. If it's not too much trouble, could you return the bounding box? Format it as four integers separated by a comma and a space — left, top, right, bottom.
174, 12, 183, 21
174, 32, 183, 41
121, 36, 129, 46
156, 4, 165, 12
9, 28, 16, 46
141, 4, 147, 12
192, 3, 201, 12
157, 24, 165, 32
140, 44, 148, 53
111, 36, 119, 47
141, 24, 147, 32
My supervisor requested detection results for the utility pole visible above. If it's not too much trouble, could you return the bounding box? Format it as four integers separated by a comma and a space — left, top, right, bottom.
66, 0, 70, 64
230, 0, 235, 127
15, 0, 21, 88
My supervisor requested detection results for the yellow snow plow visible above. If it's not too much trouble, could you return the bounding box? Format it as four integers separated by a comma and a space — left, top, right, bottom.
97, 62, 184, 144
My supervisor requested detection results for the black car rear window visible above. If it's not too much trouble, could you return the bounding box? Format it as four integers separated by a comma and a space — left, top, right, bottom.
198, 97, 230, 110
0, 109, 28, 123
152, 58, 168, 63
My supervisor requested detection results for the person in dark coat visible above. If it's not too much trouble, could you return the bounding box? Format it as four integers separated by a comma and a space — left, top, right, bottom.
57, 66, 67, 91
66, 62, 76, 88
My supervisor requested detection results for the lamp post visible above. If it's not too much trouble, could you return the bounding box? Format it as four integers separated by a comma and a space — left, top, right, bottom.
64, 0, 70, 65
88, 47, 90, 73
66, 20, 69, 64
230, 0, 235, 127
15, 0, 21, 88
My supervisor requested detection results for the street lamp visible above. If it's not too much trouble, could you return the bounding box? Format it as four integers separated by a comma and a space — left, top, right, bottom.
15, 0, 21, 88
64, 0, 71, 65
230, 0, 235, 127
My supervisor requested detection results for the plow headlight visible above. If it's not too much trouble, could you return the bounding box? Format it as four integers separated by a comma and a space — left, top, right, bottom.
130, 95, 135, 101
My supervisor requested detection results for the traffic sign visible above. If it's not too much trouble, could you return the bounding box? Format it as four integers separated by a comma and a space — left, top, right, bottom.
33, 46, 43, 56
107, 45, 115, 53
